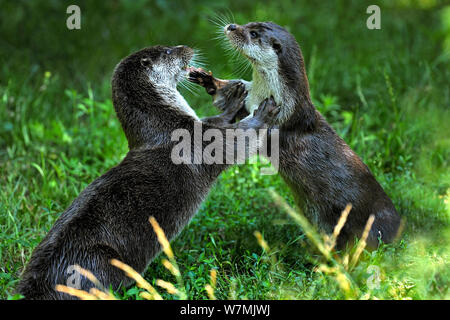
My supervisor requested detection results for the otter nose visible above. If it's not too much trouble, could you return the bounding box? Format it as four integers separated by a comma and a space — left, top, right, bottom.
227, 24, 237, 31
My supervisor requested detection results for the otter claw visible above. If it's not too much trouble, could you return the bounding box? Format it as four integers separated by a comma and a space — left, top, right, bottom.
253, 97, 279, 123
207, 87, 216, 95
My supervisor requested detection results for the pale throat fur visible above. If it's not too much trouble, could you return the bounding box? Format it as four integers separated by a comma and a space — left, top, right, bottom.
241, 49, 294, 124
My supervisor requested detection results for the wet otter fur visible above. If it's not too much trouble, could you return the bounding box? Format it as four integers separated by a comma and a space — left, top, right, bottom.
17, 45, 278, 299
190, 22, 401, 249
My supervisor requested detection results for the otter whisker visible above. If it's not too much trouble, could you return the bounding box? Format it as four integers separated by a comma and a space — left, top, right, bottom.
234, 58, 252, 78
224, 9, 236, 25
178, 79, 199, 96
218, 39, 250, 76
181, 78, 199, 92
192, 48, 207, 59
189, 50, 208, 70
208, 12, 232, 29
190, 55, 207, 69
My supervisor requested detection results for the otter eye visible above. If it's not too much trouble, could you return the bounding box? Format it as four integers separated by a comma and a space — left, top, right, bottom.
141, 57, 151, 67
166, 49, 172, 55
250, 31, 258, 39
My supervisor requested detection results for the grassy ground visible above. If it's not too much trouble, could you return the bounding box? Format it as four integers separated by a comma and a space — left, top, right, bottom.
0, 0, 449, 299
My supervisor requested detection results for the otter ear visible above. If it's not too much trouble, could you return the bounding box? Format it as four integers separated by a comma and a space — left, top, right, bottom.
141, 57, 152, 68
271, 39, 282, 54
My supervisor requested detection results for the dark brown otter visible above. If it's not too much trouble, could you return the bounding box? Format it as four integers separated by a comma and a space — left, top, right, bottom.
190, 22, 401, 249
17, 45, 279, 299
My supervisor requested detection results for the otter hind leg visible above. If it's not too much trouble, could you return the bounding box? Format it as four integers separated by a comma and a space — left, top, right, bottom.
20, 244, 129, 300
72, 244, 129, 295
16, 276, 60, 300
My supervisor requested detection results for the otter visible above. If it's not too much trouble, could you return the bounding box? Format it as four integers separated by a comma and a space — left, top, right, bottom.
17, 45, 279, 299
189, 22, 401, 248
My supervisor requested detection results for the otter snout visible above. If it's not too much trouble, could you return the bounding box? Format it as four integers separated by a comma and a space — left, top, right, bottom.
175, 45, 193, 54
175, 45, 194, 60
225, 23, 241, 34
227, 24, 237, 31
224, 23, 248, 50
173, 45, 194, 71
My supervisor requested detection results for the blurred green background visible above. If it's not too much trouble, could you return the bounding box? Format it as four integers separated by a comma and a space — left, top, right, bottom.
0, 0, 449, 299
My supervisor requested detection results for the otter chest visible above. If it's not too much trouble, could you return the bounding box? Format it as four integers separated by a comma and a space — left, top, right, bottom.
244, 68, 284, 115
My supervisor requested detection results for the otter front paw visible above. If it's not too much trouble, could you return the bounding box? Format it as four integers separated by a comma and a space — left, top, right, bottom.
211, 80, 246, 113
221, 82, 248, 119
188, 67, 218, 95
253, 97, 280, 125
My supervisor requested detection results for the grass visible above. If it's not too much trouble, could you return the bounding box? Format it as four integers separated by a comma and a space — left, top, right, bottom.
0, 0, 449, 300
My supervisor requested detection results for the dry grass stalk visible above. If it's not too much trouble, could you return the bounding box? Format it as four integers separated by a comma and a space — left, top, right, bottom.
335, 272, 352, 295
162, 258, 180, 277
254, 231, 270, 251
149, 216, 186, 299
326, 204, 352, 251
254, 230, 279, 275
149, 216, 174, 259
350, 214, 375, 269
205, 284, 215, 300
140, 292, 155, 300
54, 265, 115, 300
156, 279, 180, 295
55, 284, 98, 300
269, 189, 364, 298
110, 258, 162, 300
317, 265, 354, 298
72, 264, 105, 291
343, 254, 350, 269
393, 217, 406, 242
210, 268, 217, 287
89, 287, 117, 300
205, 269, 217, 300
269, 190, 331, 260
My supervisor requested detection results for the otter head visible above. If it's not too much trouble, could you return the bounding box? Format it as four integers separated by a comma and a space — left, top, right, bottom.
224, 22, 303, 74
224, 22, 315, 130
113, 45, 194, 91
112, 45, 196, 149
225, 22, 284, 65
